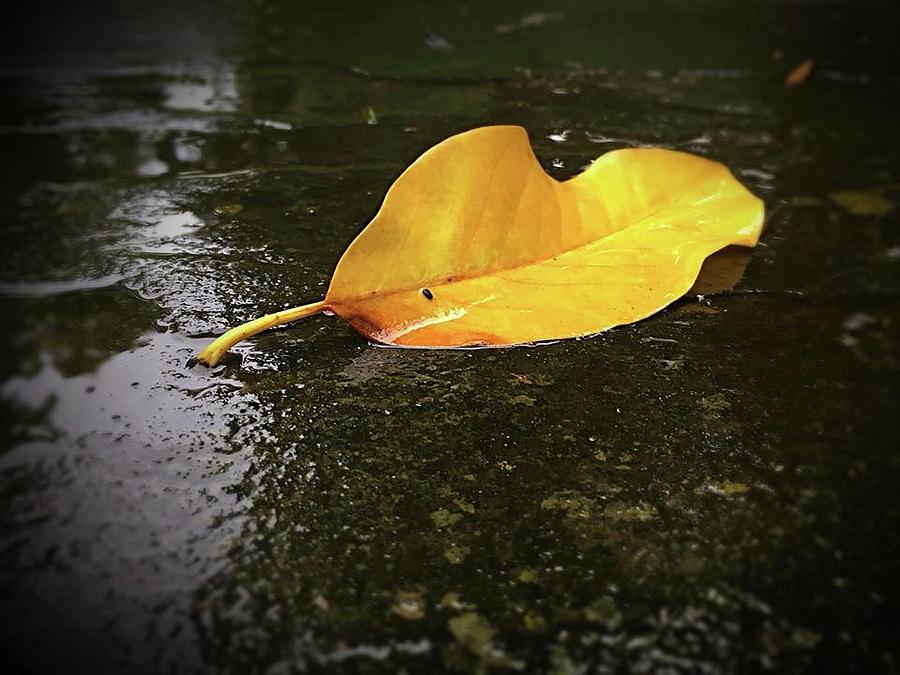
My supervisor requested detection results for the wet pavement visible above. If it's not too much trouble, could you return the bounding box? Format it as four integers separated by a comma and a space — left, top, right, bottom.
1, 2, 899, 673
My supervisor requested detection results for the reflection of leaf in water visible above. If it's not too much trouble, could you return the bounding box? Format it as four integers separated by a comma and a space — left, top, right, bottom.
689, 246, 753, 296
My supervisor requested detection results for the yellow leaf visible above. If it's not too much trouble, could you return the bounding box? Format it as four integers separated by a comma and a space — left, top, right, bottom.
195, 126, 763, 366
829, 189, 893, 216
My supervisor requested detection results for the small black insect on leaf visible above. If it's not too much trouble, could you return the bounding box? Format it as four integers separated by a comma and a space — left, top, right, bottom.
421, 288, 434, 300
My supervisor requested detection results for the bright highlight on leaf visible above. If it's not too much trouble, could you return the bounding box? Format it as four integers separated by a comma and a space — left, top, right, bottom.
195, 126, 764, 366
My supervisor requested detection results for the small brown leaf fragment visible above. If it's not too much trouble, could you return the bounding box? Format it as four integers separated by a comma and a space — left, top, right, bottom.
785, 58, 815, 87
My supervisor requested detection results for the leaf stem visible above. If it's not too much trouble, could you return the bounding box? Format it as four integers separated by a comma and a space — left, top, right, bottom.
193, 300, 327, 366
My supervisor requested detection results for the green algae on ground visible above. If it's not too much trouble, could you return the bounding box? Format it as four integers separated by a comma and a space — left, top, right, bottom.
447, 612, 522, 670
391, 590, 427, 621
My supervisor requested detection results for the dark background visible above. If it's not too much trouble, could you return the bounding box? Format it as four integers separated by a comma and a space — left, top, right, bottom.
1, 1, 899, 673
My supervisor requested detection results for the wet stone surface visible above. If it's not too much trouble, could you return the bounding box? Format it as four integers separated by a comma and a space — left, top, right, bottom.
1, 1, 899, 673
